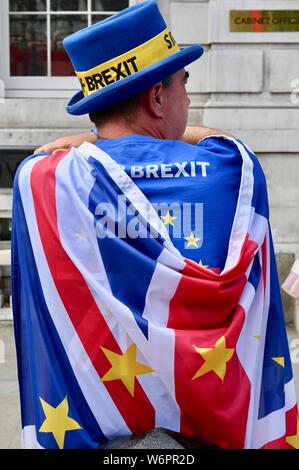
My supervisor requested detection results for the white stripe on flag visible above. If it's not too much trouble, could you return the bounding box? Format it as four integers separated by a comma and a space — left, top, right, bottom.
142, 259, 183, 329
237, 273, 266, 448
248, 209, 268, 246
223, 138, 254, 272
141, 250, 182, 431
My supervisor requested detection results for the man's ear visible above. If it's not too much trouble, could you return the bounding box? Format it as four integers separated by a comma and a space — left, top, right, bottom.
143, 82, 165, 118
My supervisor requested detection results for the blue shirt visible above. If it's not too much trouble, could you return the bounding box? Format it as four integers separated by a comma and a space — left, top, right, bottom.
97, 135, 243, 270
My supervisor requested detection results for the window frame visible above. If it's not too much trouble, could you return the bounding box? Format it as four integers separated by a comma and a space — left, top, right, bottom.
0, 0, 137, 97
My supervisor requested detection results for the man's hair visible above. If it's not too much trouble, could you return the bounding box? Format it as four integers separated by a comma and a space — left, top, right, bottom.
89, 75, 173, 128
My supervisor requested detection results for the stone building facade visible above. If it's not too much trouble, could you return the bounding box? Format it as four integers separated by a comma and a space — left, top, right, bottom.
0, 0, 299, 322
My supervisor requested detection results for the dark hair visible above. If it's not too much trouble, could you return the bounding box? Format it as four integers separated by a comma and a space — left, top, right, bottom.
89, 75, 173, 128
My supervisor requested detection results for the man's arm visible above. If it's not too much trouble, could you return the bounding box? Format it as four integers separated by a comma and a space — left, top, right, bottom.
33, 126, 234, 155
34, 131, 97, 155
182, 126, 234, 145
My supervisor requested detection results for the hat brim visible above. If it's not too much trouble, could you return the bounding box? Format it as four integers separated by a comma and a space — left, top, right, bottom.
66, 44, 204, 115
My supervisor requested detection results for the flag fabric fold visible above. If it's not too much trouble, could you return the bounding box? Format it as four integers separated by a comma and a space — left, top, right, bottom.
12, 137, 298, 449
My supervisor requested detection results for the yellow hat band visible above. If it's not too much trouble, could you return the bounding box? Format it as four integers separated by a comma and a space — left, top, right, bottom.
76, 28, 180, 97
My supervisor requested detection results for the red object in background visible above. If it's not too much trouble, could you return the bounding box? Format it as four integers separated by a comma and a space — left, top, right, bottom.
10, 45, 23, 75
11, 44, 74, 76
251, 10, 265, 33
51, 48, 75, 76
10, 43, 47, 76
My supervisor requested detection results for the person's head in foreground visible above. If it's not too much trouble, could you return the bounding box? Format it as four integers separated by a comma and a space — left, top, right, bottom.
63, 0, 204, 140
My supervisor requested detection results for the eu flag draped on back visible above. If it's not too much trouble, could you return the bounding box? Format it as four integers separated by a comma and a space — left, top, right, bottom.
12, 136, 298, 449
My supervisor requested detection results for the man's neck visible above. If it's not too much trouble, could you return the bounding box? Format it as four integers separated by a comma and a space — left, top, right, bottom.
97, 121, 166, 140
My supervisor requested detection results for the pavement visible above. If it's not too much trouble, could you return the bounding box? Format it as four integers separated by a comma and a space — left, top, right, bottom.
0, 323, 299, 449
0, 324, 21, 449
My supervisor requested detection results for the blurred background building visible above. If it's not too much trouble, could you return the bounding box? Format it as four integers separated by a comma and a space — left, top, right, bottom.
0, 0, 299, 324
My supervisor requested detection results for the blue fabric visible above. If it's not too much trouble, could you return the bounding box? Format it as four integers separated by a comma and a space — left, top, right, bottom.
97, 135, 247, 270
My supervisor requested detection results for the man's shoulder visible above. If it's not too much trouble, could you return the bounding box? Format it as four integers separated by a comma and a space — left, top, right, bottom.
147, 135, 245, 161
170, 135, 254, 162
197, 135, 265, 172
196, 134, 247, 157
14, 153, 41, 187
14, 150, 71, 192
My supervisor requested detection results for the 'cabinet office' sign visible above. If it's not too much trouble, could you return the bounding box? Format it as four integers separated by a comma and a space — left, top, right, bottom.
230, 10, 299, 32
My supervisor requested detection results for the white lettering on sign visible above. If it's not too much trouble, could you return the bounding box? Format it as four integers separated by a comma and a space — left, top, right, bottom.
123, 161, 210, 179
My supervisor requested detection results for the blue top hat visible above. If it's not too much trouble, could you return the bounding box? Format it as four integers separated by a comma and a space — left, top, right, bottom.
64, 0, 204, 115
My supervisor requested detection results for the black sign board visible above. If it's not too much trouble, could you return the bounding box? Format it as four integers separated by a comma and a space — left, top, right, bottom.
0, 149, 33, 188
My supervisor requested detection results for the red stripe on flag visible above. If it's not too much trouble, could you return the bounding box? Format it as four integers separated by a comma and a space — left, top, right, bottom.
168, 236, 258, 329
30, 152, 155, 434
168, 237, 257, 447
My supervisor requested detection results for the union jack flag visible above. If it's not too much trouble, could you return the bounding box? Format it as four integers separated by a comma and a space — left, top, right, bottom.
12, 137, 298, 449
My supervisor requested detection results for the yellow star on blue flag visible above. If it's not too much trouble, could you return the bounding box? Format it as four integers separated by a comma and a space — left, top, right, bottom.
39, 396, 82, 449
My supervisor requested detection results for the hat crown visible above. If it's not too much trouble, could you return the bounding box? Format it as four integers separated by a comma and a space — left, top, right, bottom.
63, 0, 166, 73
63, 0, 204, 115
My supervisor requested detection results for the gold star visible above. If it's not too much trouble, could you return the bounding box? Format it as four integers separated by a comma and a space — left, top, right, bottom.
184, 232, 200, 248
100, 343, 155, 396
253, 335, 261, 341
161, 211, 177, 226
192, 336, 235, 383
286, 417, 299, 448
272, 356, 285, 367
198, 259, 209, 268
39, 396, 81, 449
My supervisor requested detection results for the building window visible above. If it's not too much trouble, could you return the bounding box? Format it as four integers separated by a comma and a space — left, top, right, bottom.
8, 0, 129, 78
